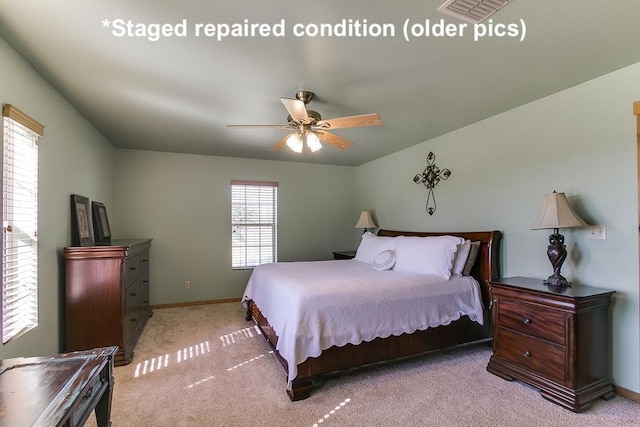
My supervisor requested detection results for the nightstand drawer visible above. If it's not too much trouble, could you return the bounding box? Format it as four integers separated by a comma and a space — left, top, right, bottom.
496, 328, 566, 382
497, 299, 566, 345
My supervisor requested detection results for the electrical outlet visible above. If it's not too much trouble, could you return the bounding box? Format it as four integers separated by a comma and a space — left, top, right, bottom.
588, 225, 606, 240
184, 281, 190, 289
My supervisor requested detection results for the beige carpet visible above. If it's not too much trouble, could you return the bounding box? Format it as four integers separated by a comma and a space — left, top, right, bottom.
86, 303, 640, 427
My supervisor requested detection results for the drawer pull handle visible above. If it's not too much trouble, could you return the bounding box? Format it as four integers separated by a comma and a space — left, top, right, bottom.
523, 318, 532, 325
130, 292, 137, 296
129, 267, 137, 271
82, 386, 93, 401
524, 351, 531, 358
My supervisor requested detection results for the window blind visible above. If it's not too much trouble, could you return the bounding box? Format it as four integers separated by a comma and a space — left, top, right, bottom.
2, 104, 42, 344
231, 181, 278, 269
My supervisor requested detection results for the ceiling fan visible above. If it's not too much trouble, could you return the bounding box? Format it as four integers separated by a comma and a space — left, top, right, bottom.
227, 91, 382, 153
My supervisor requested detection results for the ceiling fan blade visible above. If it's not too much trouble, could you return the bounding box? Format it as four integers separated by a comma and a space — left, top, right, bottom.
227, 124, 292, 130
316, 113, 382, 130
270, 133, 291, 151
281, 98, 311, 124
316, 130, 354, 150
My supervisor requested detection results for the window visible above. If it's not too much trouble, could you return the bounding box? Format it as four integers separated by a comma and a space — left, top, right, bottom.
2, 104, 43, 344
231, 181, 278, 268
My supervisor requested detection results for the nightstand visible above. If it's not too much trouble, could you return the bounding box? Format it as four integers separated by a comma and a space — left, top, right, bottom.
332, 250, 356, 260
486, 276, 615, 412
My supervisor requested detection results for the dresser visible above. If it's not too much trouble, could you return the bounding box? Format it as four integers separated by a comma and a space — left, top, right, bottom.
65, 239, 152, 366
486, 276, 615, 412
0, 346, 116, 427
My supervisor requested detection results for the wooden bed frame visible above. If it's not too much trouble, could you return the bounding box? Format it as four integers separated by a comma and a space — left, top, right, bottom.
245, 229, 502, 401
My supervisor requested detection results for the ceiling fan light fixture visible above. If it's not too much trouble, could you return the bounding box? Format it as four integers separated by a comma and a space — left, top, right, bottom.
286, 133, 303, 153
228, 90, 382, 153
306, 131, 322, 152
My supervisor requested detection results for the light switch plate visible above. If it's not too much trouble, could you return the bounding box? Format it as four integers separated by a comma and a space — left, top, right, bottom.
588, 225, 606, 240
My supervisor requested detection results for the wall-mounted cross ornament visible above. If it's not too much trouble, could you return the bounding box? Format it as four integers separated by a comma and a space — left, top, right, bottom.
413, 152, 451, 215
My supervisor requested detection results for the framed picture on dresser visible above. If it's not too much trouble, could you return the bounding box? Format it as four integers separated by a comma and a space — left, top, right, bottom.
92, 201, 112, 244
70, 194, 94, 246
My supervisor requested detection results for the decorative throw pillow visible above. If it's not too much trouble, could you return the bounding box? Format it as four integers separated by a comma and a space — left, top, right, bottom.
451, 240, 472, 276
354, 232, 398, 265
393, 235, 464, 279
372, 250, 396, 271
462, 241, 481, 276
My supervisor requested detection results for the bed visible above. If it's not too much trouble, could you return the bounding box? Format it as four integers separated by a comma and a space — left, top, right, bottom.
242, 229, 502, 401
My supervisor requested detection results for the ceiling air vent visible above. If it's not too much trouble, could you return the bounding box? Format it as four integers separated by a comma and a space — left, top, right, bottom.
437, 0, 512, 24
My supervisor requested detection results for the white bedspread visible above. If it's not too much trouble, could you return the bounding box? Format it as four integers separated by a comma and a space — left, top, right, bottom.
241, 259, 484, 386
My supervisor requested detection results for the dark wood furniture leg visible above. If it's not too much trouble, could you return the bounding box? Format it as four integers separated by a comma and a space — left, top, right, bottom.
288, 379, 313, 401
94, 354, 115, 427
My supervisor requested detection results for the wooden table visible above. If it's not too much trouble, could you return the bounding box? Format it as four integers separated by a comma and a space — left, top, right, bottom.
0, 346, 117, 426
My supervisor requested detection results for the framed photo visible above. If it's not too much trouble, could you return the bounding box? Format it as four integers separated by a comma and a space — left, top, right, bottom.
92, 201, 112, 243
70, 194, 94, 246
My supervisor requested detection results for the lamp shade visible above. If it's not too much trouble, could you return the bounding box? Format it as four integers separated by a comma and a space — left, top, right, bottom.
286, 133, 303, 153
531, 191, 587, 230
355, 210, 377, 229
305, 131, 322, 152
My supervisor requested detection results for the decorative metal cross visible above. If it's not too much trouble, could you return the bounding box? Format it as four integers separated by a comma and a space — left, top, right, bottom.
413, 152, 451, 215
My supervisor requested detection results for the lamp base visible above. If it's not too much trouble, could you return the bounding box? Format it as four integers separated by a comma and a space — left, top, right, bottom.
544, 273, 571, 288
544, 231, 571, 288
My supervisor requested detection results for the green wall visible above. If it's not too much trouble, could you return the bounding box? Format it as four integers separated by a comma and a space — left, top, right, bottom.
355, 62, 640, 393
113, 149, 356, 305
0, 38, 116, 360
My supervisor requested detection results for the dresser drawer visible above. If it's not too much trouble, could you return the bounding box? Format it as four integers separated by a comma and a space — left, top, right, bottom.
141, 271, 150, 312
496, 327, 566, 382
497, 299, 566, 345
140, 250, 150, 273
125, 279, 141, 341
124, 254, 141, 285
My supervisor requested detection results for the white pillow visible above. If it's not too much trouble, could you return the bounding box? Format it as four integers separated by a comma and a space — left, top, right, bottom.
393, 235, 464, 279
372, 250, 396, 271
451, 240, 472, 276
354, 232, 398, 265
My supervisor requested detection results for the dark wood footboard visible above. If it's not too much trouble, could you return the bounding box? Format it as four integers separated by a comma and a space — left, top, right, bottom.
246, 229, 502, 401
247, 299, 491, 400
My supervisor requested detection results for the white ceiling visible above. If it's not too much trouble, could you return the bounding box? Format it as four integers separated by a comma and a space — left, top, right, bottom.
1, 1, 640, 166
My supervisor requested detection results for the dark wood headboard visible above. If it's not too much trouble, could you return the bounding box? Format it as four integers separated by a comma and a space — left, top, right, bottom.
376, 229, 502, 306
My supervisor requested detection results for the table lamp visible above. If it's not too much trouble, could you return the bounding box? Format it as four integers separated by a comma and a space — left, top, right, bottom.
355, 210, 377, 234
531, 191, 586, 288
